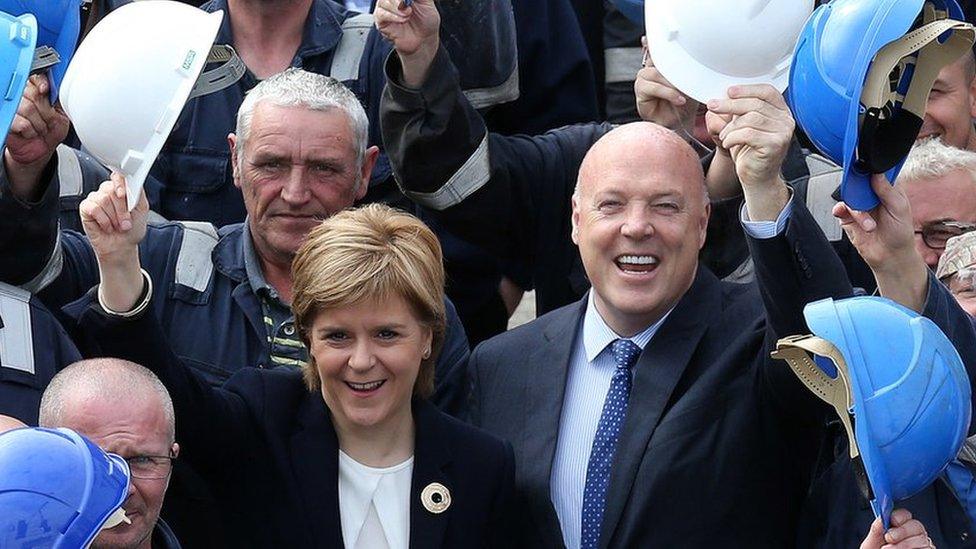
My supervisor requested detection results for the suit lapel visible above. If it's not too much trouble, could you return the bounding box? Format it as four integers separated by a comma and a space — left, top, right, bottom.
522, 299, 587, 542
289, 394, 344, 548
598, 269, 719, 547
409, 401, 454, 548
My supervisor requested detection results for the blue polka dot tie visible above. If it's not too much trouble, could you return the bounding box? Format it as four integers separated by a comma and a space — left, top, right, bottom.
580, 339, 641, 549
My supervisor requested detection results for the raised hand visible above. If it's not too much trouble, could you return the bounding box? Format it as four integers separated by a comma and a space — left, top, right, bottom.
80, 172, 150, 313
4, 74, 72, 201
374, 0, 440, 58
6, 74, 70, 167
706, 85, 794, 193
859, 509, 935, 549
635, 43, 700, 132
80, 172, 149, 265
833, 174, 929, 312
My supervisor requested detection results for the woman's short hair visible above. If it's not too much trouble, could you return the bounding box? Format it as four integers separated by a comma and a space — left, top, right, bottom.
291, 204, 446, 397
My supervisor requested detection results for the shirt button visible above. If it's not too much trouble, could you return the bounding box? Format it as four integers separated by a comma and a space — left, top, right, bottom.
283, 325, 296, 336
961, 531, 970, 541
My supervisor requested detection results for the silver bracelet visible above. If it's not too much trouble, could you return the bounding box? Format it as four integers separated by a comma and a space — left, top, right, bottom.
97, 269, 153, 318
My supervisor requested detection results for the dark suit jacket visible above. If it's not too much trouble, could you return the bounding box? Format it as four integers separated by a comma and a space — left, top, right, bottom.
80, 301, 516, 548
469, 200, 857, 547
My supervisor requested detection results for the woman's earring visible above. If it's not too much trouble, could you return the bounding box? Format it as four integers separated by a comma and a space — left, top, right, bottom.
422, 347, 431, 359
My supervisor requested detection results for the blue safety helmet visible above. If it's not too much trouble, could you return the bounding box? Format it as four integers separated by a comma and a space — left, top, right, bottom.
773, 296, 971, 529
0, 427, 131, 548
789, 0, 975, 211
610, 0, 643, 26
0, 11, 36, 152
0, 0, 83, 102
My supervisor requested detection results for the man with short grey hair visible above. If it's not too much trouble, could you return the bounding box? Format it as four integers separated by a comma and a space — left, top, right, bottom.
0, 68, 471, 545
234, 68, 371, 172
39, 358, 181, 549
896, 139, 976, 269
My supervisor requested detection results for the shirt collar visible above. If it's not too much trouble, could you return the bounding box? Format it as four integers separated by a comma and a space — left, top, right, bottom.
582, 291, 673, 363
206, 0, 345, 63
241, 221, 276, 299
151, 518, 182, 549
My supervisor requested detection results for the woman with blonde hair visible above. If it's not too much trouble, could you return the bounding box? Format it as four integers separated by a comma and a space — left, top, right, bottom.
81, 203, 516, 547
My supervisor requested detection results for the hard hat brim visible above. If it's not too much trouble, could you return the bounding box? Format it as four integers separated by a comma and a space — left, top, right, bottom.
644, 0, 812, 103
0, 12, 36, 152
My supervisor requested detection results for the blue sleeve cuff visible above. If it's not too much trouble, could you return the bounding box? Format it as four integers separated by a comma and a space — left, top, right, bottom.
739, 189, 795, 239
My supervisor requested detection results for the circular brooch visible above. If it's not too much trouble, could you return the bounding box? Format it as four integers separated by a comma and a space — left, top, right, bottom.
421, 482, 451, 514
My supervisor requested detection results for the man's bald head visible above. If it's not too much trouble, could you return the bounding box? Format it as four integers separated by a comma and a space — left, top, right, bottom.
39, 358, 175, 440
575, 122, 707, 203
40, 358, 178, 549
570, 121, 711, 337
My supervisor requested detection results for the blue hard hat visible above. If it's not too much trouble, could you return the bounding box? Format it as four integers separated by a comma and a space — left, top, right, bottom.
0, 427, 131, 548
788, 0, 975, 211
0, 0, 83, 102
610, 0, 643, 26
0, 11, 37, 151
774, 296, 971, 529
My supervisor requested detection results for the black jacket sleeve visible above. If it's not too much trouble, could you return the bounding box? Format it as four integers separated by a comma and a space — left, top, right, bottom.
0, 156, 62, 286
746, 197, 855, 421
78, 289, 254, 475
381, 45, 611, 265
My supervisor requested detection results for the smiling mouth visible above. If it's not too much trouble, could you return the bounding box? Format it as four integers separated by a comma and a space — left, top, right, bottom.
345, 380, 386, 393
615, 254, 659, 274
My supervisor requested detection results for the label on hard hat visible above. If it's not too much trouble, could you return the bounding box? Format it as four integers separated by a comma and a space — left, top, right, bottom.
14, 23, 30, 47
181, 50, 197, 72
177, 50, 197, 78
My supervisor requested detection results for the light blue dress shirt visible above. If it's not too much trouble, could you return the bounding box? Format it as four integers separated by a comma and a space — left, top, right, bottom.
550, 291, 670, 549
740, 194, 794, 239
549, 196, 793, 548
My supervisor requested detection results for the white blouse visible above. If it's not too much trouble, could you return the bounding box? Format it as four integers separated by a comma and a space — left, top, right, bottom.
338, 450, 414, 549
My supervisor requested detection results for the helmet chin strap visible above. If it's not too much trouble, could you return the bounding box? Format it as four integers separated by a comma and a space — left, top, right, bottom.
101, 506, 132, 530
83, 507, 131, 549
772, 335, 859, 459
856, 14, 975, 174
186, 44, 247, 100
30, 46, 59, 73
771, 336, 879, 512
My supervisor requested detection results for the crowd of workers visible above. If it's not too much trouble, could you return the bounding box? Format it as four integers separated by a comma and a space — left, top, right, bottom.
4, 0, 976, 548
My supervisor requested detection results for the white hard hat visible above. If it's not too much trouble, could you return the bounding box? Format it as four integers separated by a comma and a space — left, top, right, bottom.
59, 1, 225, 210
645, 0, 814, 103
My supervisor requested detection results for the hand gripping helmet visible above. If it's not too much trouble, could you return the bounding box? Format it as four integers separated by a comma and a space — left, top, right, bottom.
59, 0, 245, 210
788, 0, 975, 211
0, 11, 36, 151
0, 0, 84, 102
772, 296, 971, 529
643, 0, 814, 102
0, 427, 131, 548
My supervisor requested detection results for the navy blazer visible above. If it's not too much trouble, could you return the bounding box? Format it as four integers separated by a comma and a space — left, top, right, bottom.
81, 303, 516, 548
469, 200, 859, 548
